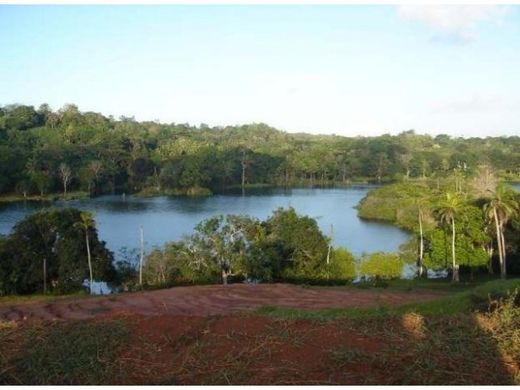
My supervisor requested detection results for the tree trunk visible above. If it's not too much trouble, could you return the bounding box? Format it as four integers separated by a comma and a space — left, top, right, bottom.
139, 226, 144, 286
86, 230, 93, 294
417, 209, 424, 278
222, 270, 228, 285
43, 257, 47, 295
241, 151, 247, 194
500, 227, 507, 279
326, 224, 334, 265
493, 209, 504, 279
451, 218, 459, 282
64, 180, 67, 196
486, 243, 494, 274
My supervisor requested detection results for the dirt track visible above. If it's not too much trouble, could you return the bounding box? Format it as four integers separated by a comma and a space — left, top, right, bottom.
0, 283, 444, 322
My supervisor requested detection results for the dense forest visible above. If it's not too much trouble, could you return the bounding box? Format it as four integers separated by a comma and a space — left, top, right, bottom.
1, 103, 520, 198
358, 174, 520, 280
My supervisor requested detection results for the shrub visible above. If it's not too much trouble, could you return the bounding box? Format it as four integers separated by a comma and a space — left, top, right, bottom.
358, 252, 403, 280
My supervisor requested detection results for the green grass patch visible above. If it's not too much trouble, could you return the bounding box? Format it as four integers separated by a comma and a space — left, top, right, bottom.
352, 274, 501, 294
0, 291, 88, 305
255, 279, 520, 321
1, 319, 129, 385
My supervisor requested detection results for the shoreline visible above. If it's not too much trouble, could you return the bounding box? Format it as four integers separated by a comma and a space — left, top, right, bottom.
0, 181, 382, 204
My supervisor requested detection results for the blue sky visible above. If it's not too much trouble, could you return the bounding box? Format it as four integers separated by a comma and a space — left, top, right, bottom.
1, 5, 519, 137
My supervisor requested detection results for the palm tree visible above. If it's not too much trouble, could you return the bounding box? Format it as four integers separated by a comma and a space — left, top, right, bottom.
435, 193, 464, 282
75, 212, 95, 294
483, 183, 519, 279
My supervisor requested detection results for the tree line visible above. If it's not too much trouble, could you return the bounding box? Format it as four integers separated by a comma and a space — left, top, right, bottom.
0, 206, 409, 295
1, 103, 520, 198
2, 172, 518, 296
358, 168, 520, 281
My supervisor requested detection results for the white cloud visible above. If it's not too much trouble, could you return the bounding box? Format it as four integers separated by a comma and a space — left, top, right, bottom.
397, 5, 508, 41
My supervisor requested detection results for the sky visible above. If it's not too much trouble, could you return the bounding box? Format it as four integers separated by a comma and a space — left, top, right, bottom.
1, 4, 519, 137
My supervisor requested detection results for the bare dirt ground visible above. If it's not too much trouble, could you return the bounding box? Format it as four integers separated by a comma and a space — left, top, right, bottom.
0, 283, 444, 322
1, 284, 517, 385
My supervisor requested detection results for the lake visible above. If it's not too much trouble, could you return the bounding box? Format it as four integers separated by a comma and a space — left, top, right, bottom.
0, 187, 411, 258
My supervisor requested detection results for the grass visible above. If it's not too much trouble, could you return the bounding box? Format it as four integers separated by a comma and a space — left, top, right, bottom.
255, 278, 520, 321
0, 319, 129, 385
361, 274, 499, 292
0, 291, 88, 305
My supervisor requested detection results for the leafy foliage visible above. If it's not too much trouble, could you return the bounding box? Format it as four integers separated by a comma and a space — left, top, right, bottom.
0, 208, 116, 295
358, 252, 404, 280
142, 207, 339, 286
1, 104, 520, 199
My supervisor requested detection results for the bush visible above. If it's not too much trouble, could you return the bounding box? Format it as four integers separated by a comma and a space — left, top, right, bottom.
325, 247, 356, 280
358, 252, 404, 280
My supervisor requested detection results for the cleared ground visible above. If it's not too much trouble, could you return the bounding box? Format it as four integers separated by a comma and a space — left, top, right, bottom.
1, 281, 518, 385
0, 283, 444, 322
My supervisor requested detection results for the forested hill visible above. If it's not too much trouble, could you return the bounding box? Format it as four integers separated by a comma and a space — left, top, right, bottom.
1, 103, 519, 197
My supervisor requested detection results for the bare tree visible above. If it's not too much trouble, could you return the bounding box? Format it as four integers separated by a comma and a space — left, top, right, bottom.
326, 224, 334, 265
471, 165, 497, 198
88, 160, 103, 194
58, 163, 72, 196
240, 150, 250, 195
399, 153, 413, 180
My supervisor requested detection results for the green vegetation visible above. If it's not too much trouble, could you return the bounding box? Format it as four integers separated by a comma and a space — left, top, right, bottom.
358, 252, 404, 281
255, 278, 520, 320
2, 105, 520, 385
139, 207, 353, 288
1, 104, 520, 199
0, 208, 117, 295
1, 103, 519, 291
358, 168, 520, 281
0, 320, 129, 384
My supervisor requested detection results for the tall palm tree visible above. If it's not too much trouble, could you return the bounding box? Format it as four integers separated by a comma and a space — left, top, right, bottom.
435, 193, 464, 282
483, 183, 519, 279
75, 212, 95, 294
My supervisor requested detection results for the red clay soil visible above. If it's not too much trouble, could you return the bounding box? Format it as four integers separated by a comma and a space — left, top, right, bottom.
0, 283, 443, 322
108, 311, 516, 385
114, 313, 392, 385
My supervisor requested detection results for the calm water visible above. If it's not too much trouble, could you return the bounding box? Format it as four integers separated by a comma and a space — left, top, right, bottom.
0, 187, 411, 257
